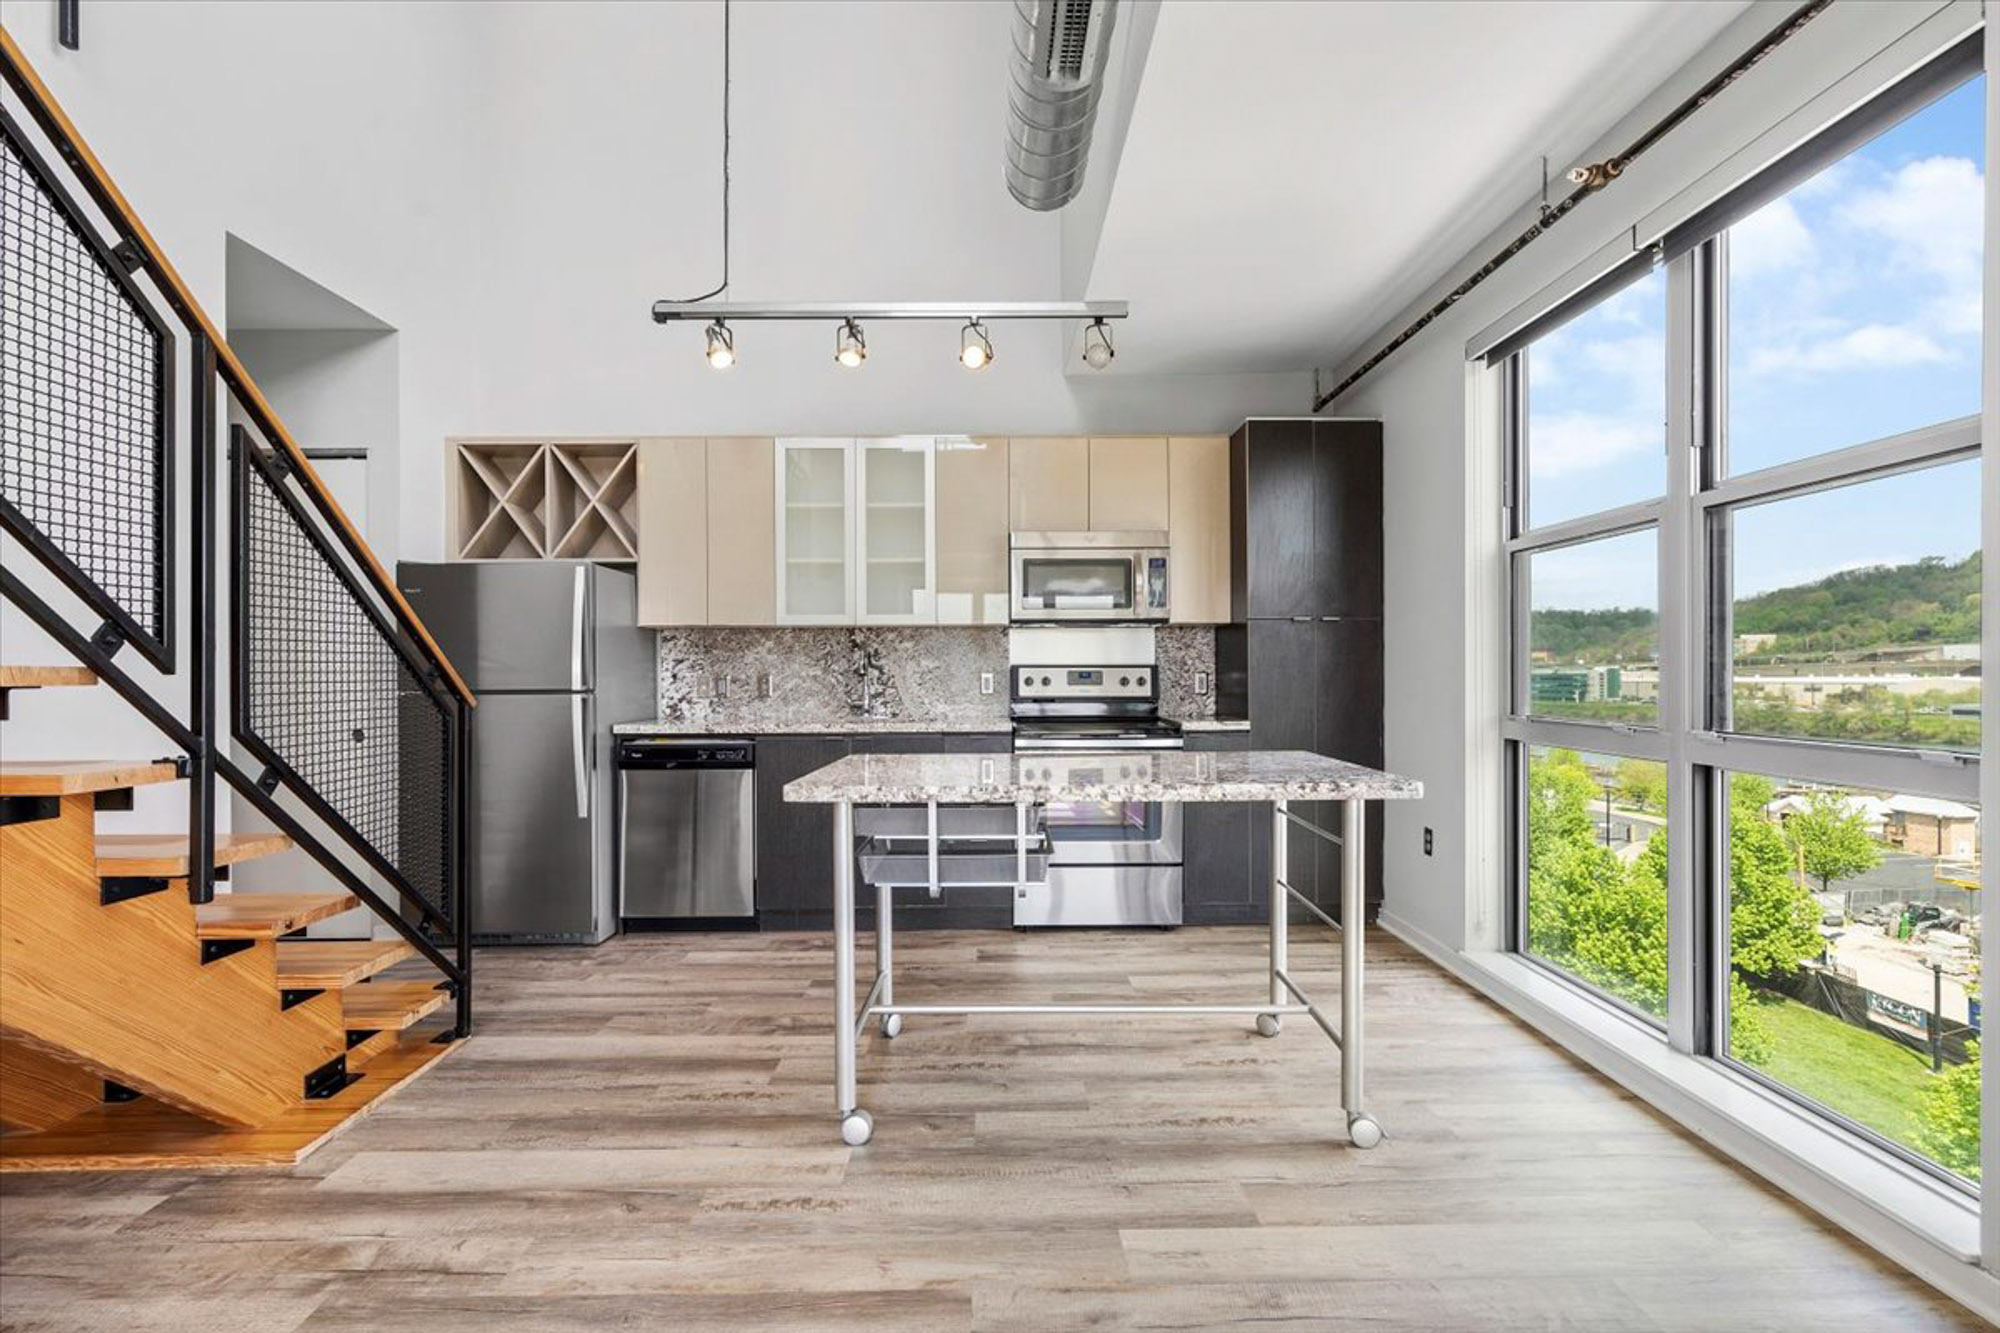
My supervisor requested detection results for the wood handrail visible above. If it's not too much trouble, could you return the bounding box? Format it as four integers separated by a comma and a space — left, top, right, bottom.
0, 26, 475, 709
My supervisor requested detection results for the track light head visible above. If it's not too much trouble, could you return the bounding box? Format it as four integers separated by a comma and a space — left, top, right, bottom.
959, 320, 994, 371
1082, 317, 1115, 370
704, 320, 736, 370
834, 318, 867, 369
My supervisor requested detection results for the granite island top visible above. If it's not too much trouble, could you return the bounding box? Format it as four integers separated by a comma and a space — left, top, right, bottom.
614, 716, 1248, 737
784, 749, 1421, 805
613, 719, 1012, 737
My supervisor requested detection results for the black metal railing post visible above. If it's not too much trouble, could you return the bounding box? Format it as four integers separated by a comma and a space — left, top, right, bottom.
186, 334, 218, 904
454, 698, 472, 1039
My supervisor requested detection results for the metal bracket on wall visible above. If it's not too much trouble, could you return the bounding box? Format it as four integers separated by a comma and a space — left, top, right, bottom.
0, 795, 60, 827
101, 876, 170, 906
279, 988, 324, 1011
345, 1028, 381, 1050
111, 239, 145, 272
199, 938, 254, 966
89, 620, 125, 658
102, 1080, 140, 1104
58, 0, 79, 50
303, 1055, 359, 1101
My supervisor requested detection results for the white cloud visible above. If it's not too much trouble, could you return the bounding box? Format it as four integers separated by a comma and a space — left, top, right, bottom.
1529, 410, 1659, 479
1837, 155, 1982, 291
1729, 197, 1814, 278
1745, 322, 1952, 376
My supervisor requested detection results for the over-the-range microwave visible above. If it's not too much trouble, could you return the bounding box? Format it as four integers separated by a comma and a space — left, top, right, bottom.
1009, 531, 1170, 623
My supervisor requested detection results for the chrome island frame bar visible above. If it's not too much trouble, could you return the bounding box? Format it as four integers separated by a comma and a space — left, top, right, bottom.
829, 796, 1379, 1150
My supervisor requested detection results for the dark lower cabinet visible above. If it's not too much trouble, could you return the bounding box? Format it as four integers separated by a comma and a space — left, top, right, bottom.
1182, 731, 1258, 926
754, 731, 1012, 931
753, 736, 850, 930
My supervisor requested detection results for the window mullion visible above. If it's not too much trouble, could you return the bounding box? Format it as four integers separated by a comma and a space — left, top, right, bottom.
1662, 246, 1702, 1055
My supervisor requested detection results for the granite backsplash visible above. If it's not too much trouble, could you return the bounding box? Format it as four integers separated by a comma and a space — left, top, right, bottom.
653, 626, 1217, 729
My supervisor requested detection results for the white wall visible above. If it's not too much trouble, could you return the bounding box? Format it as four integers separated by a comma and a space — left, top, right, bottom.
233, 329, 401, 553
1325, 0, 1988, 952
463, 0, 1304, 457
1, 1, 485, 829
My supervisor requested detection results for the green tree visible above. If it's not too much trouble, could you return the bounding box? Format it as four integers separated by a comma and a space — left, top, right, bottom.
1524, 756, 1823, 1061
1916, 1041, 1981, 1181
1614, 758, 1667, 815
1782, 788, 1881, 904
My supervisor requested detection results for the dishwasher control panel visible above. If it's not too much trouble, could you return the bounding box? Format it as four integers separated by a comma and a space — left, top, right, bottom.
616, 738, 754, 768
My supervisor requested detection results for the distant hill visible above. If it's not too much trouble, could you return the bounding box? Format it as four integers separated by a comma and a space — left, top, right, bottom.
1535, 553, 1981, 663
1735, 552, 1980, 656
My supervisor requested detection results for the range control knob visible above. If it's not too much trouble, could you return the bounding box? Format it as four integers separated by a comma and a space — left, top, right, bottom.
1136, 673, 1148, 687
1041, 674, 1053, 686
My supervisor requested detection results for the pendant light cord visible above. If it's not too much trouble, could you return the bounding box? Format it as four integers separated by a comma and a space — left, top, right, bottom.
670, 0, 730, 303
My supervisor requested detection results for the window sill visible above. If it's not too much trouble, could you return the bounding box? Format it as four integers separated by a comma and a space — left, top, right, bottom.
1378, 911, 1998, 1321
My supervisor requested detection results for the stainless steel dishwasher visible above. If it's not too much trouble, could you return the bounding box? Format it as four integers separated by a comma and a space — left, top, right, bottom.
616, 738, 756, 926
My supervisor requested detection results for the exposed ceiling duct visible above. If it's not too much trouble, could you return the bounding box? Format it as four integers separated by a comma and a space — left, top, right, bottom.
1005, 0, 1118, 212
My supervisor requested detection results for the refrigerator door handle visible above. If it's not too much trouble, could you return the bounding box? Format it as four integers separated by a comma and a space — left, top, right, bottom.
571, 693, 590, 819
570, 565, 587, 693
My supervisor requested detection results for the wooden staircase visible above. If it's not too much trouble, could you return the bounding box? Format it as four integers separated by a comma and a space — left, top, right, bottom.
0, 670, 461, 1170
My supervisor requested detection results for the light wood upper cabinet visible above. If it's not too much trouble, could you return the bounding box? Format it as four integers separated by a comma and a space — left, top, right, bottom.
935, 437, 1010, 624
636, 437, 708, 626
1087, 437, 1169, 532
706, 437, 776, 625
1008, 437, 1090, 532
1168, 435, 1231, 624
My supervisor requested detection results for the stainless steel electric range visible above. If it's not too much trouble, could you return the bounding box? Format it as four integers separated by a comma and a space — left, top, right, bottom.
1010, 664, 1183, 927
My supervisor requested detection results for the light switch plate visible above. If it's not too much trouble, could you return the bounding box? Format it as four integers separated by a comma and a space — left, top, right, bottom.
1194, 671, 1210, 695
979, 672, 995, 695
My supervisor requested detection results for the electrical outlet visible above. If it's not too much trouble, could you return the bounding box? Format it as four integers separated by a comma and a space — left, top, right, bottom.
1423, 827, 1434, 857
1194, 670, 1210, 696
759, 672, 774, 699
979, 672, 994, 695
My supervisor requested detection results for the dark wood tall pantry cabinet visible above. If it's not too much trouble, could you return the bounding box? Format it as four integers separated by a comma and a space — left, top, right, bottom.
1216, 418, 1385, 921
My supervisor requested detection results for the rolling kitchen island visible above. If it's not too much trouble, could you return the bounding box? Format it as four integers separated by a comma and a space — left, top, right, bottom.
785, 749, 1423, 1148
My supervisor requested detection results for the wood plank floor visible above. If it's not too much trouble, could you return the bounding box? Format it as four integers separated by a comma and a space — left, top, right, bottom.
0, 927, 1984, 1331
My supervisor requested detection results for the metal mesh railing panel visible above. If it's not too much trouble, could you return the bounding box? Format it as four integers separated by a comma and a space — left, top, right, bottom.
0, 120, 168, 651
238, 448, 453, 923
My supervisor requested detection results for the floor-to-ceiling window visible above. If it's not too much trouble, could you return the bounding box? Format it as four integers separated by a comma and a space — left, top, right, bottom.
1502, 44, 1985, 1188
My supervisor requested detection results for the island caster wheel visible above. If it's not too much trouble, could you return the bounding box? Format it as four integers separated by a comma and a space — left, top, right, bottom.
1255, 1013, 1282, 1038
1346, 1114, 1383, 1149
881, 1013, 904, 1039
840, 1109, 875, 1146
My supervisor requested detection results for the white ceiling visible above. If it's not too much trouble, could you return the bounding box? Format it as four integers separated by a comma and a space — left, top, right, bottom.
1083, 0, 1752, 376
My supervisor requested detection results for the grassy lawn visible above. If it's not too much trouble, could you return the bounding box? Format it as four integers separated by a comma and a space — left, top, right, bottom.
1743, 991, 1940, 1152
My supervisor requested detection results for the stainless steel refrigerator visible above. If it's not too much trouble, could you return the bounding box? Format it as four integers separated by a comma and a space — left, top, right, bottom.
396, 561, 655, 944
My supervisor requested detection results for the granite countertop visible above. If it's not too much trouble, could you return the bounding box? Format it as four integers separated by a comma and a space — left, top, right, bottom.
785, 749, 1421, 805
1176, 717, 1251, 732
613, 719, 1012, 737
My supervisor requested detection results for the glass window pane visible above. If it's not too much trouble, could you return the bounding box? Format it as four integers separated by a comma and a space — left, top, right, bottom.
1726, 76, 1985, 475
1726, 460, 1980, 751
1523, 270, 1667, 529
1525, 529, 1657, 726
1723, 771, 1980, 1182
1524, 747, 1668, 1021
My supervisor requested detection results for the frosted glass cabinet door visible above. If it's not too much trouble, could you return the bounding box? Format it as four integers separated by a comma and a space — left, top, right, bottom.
775, 438, 856, 624
857, 438, 936, 624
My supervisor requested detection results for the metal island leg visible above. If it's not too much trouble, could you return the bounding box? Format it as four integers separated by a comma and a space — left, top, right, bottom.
833, 800, 872, 1146
1342, 795, 1381, 1148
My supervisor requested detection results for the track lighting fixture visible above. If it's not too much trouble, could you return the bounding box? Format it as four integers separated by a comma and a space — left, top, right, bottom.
834, 318, 867, 369
1082, 317, 1115, 370
704, 320, 736, 370
959, 320, 994, 371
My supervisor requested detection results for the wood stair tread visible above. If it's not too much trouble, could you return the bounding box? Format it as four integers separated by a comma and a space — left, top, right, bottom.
275, 939, 417, 988
341, 981, 448, 1033
95, 830, 294, 877
194, 892, 360, 939
0, 1024, 459, 1171
0, 666, 95, 688
0, 760, 180, 797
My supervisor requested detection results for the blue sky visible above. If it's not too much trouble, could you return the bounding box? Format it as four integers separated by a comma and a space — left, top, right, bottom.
1528, 75, 1985, 615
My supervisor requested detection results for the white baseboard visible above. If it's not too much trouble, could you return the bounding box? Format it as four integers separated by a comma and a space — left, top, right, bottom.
1375, 909, 2000, 1325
